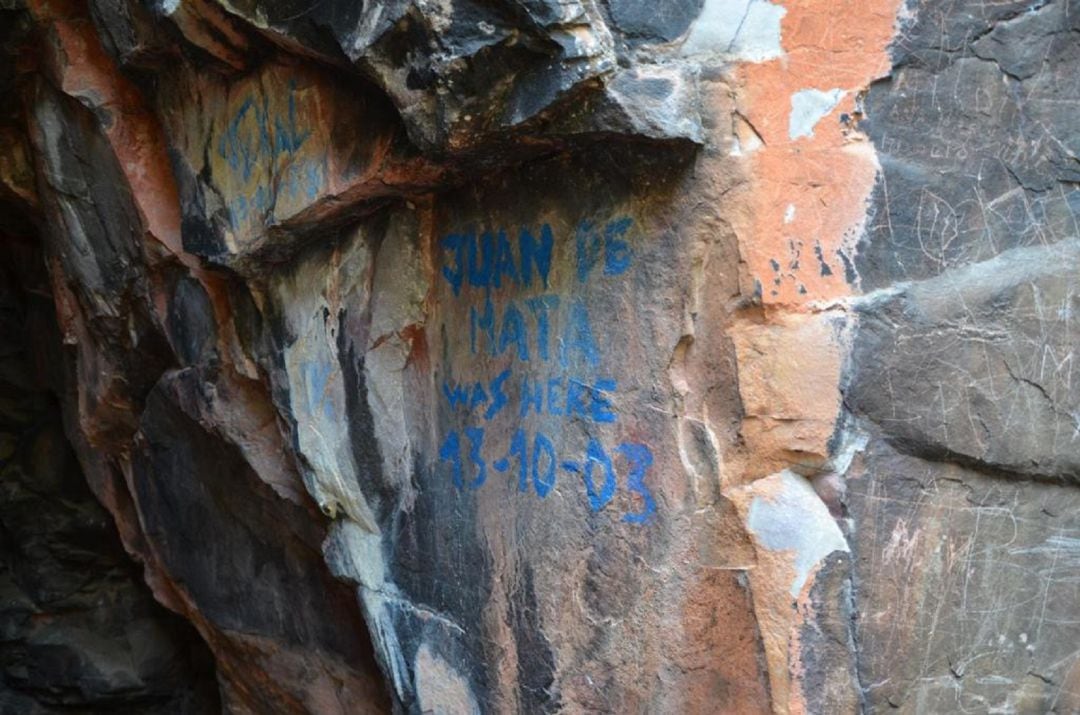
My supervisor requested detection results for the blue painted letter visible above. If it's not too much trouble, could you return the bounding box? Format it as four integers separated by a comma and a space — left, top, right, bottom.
559, 300, 600, 368
618, 443, 656, 523
582, 439, 615, 511
604, 217, 633, 276
520, 224, 554, 288
441, 234, 466, 295
533, 432, 557, 498
525, 294, 559, 361
498, 302, 529, 362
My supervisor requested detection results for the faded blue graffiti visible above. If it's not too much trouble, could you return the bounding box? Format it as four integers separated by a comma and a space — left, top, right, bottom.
218, 82, 312, 181
216, 80, 327, 227
301, 360, 334, 419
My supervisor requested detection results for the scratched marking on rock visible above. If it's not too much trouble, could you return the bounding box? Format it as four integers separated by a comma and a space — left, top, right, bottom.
437, 217, 657, 524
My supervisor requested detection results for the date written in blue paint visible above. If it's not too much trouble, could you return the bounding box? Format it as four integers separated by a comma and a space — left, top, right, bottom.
438, 426, 656, 524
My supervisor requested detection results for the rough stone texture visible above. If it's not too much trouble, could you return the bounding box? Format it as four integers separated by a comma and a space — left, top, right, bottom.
850, 239, 1080, 482
0, 0, 1077, 712
857, 0, 1080, 290
846, 438, 1080, 714
156, 0, 707, 152
840, 0, 1080, 712
0, 240, 220, 713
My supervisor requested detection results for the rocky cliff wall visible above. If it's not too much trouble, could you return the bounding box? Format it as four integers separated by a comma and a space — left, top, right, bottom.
0, 0, 1077, 712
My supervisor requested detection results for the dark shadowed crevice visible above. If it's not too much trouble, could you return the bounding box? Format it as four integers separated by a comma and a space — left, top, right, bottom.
0, 228, 223, 714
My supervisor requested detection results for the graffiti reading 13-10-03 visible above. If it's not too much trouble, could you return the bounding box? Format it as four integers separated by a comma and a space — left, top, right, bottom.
437, 217, 657, 525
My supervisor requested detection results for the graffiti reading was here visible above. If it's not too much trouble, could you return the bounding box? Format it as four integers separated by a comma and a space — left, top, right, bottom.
438, 218, 657, 524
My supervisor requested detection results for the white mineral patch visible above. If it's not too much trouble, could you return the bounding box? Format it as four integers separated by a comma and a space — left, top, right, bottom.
275, 226, 379, 532
414, 643, 481, 715
789, 88, 845, 140
324, 520, 387, 591
681, 0, 786, 62
747, 470, 849, 597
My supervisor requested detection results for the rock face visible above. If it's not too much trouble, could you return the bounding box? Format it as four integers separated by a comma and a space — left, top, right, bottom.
0, 0, 1077, 712
844, 2, 1080, 711
0, 240, 220, 713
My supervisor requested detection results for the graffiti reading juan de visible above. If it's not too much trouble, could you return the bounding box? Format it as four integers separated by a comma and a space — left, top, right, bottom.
437, 217, 657, 524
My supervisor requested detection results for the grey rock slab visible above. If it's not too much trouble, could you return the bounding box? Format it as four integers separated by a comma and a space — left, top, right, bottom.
848, 238, 1080, 482
847, 436, 1080, 714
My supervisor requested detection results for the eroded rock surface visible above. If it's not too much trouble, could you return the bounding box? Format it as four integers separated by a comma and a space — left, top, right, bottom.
0, 0, 1077, 712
